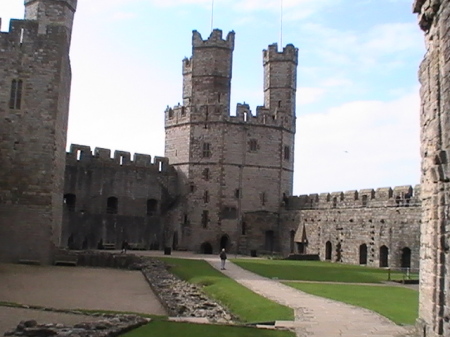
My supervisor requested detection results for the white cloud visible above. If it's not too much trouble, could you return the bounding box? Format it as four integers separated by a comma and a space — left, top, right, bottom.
294, 89, 421, 194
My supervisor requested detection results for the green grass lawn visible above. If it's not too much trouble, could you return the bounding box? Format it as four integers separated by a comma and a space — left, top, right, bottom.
123, 321, 295, 337
232, 259, 412, 283
158, 257, 293, 323
285, 282, 418, 325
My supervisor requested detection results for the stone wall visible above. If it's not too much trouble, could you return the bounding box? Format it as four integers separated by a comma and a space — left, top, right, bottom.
414, 0, 450, 336
0, 0, 77, 264
62, 144, 179, 250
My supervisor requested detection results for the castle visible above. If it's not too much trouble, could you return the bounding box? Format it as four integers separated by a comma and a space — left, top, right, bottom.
1, 0, 449, 336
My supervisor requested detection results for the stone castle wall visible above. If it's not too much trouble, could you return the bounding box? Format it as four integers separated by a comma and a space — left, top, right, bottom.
62, 144, 179, 250
414, 0, 450, 336
0, 0, 77, 264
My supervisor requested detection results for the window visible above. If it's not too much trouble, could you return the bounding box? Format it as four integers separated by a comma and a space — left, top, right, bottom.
201, 210, 209, 228
202, 143, 211, 158
106, 197, 118, 214
189, 183, 195, 193
9, 79, 23, 110
260, 192, 266, 206
203, 190, 209, 203
234, 188, 241, 199
147, 199, 158, 215
249, 139, 258, 152
202, 168, 210, 180
63, 194, 76, 212
284, 145, 290, 161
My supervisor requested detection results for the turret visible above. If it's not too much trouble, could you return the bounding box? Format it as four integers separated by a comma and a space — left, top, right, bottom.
24, 0, 77, 43
263, 43, 298, 126
183, 29, 235, 114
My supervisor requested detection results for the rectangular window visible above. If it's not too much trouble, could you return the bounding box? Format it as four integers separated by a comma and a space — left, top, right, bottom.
201, 210, 209, 228
203, 190, 209, 203
284, 145, 290, 161
249, 139, 258, 152
235, 188, 241, 199
202, 143, 211, 158
203, 168, 210, 180
9, 79, 23, 110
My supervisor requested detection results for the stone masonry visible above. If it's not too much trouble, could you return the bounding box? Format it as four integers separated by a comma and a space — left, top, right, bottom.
164, 30, 297, 255
62, 144, 179, 251
0, 0, 77, 264
414, 0, 450, 336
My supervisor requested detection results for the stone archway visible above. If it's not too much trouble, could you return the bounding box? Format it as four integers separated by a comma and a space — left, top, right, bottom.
325, 241, 332, 260
200, 242, 213, 254
379, 245, 389, 267
359, 244, 368, 265
220, 234, 230, 251
401, 247, 411, 269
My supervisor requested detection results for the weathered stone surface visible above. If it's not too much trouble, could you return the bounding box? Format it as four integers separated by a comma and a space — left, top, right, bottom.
414, 0, 450, 336
4, 315, 149, 337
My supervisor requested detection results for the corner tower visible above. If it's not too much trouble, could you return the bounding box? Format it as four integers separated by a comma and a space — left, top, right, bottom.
0, 0, 77, 263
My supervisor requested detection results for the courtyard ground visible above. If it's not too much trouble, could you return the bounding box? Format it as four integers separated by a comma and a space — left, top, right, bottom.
0, 263, 167, 333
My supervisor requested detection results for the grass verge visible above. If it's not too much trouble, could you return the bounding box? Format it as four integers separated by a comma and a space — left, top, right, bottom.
122, 320, 295, 337
232, 259, 413, 283
158, 257, 293, 323
285, 282, 418, 325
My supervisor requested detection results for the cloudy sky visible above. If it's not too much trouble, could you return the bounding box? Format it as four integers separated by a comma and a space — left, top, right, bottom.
1, 0, 425, 195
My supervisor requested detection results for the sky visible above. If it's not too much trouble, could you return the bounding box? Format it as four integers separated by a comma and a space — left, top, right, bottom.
1, 0, 425, 196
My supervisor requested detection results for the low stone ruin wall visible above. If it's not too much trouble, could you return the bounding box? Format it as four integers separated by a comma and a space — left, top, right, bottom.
4, 314, 149, 337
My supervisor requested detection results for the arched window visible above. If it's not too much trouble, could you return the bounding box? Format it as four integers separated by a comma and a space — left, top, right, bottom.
147, 199, 158, 215
106, 197, 118, 214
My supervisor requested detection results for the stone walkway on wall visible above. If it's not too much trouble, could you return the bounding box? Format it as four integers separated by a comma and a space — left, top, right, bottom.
203, 257, 415, 337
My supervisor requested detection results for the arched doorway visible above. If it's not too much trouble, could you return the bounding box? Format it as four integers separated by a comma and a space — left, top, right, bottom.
401, 247, 411, 268
325, 241, 332, 260
172, 231, 178, 250
220, 235, 230, 250
359, 244, 368, 265
200, 242, 213, 254
379, 245, 389, 267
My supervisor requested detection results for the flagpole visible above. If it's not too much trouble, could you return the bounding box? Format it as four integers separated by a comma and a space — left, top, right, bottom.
280, 0, 283, 47
211, 0, 214, 31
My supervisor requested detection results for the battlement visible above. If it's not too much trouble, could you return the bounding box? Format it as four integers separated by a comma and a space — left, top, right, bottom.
164, 102, 294, 130
182, 57, 192, 75
0, 18, 71, 55
192, 29, 235, 50
263, 43, 298, 65
286, 184, 421, 210
66, 144, 173, 173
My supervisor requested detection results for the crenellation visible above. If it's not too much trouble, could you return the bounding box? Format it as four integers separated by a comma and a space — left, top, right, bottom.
192, 29, 235, 50
263, 43, 298, 65
66, 144, 172, 171
287, 185, 421, 210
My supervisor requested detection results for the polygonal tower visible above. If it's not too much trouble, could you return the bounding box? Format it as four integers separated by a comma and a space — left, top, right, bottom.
0, 0, 77, 263
165, 30, 297, 255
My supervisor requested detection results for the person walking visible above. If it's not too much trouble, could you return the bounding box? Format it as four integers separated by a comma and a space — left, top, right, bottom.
219, 248, 227, 270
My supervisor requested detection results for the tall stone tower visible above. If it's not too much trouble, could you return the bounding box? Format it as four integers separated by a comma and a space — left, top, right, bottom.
0, 0, 77, 264
414, 0, 450, 336
165, 30, 297, 254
